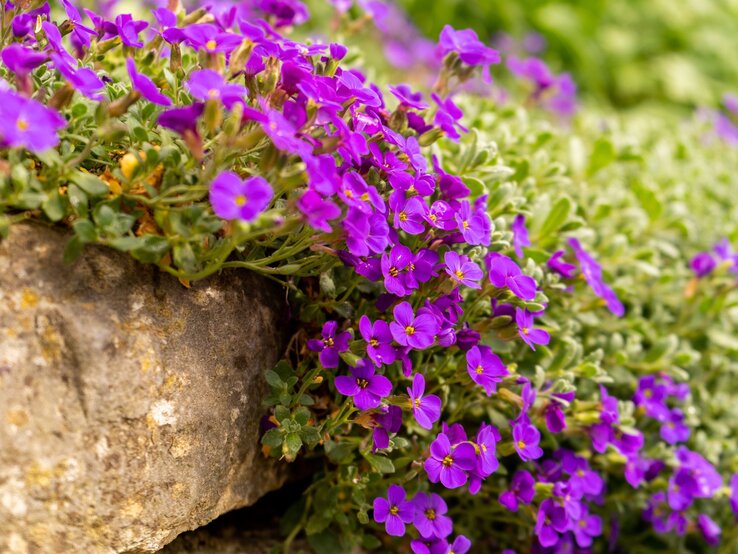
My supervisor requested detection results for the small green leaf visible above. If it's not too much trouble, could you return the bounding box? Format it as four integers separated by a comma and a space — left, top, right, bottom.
538, 196, 572, 239
71, 171, 109, 197
364, 453, 395, 474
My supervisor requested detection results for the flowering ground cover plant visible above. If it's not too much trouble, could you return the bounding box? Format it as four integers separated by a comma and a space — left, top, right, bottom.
0, 1, 737, 553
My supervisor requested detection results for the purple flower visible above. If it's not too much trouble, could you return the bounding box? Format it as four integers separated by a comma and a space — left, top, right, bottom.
381, 244, 413, 296
115, 14, 148, 48
359, 315, 396, 367
511, 214, 531, 258
498, 470, 535, 511
424, 432, 476, 489
535, 498, 568, 548
508, 56, 555, 90
0, 90, 66, 153
474, 423, 499, 476
186, 69, 247, 110
465, 345, 508, 396
209, 172, 272, 222
438, 25, 500, 67
547, 250, 577, 279
571, 506, 603, 548
392, 196, 427, 235
52, 54, 105, 101
690, 252, 716, 277
561, 451, 603, 497
568, 238, 624, 317
412, 492, 452, 539
127, 59, 171, 106
432, 94, 467, 141
515, 308, 550, 350
446, 535, 471, 554
373, 484, 414, 537
389, 84, 428, 110
343, 209, 389, 257
455, 200, 491, 246
512, 416, 544, 461
297, 190, 341, 233
158, 103, 204, 136
1, 44, 46, 78
404, 249, 440, 292
697, 514, 721, 546
408, 373, 441, 430
660, 408, 690, 445
390, 301, 438, 350
335, 359, 392, 410
307, 320, 351, 368
731, 474, 738, 516
486, 253, 537, 301
444, 251, 483, 289
181, 24, 243, 54
372, 405, 402, 450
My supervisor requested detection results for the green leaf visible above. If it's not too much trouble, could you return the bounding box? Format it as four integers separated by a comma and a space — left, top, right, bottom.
261, 428, 283, 449
538, 196, 572, 238
284, 432, 303, 454
63, 236, 84, 263
73, 219, 97, 242
42, 190, 66, 222
587, 137, 616, 176
363, 453, 395, 474
70, 171, 109, 197
265, 369, 283, 388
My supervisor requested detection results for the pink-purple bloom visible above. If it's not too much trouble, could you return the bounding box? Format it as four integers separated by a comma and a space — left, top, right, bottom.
390, 301, 439, 350
424, 432, 477, 489
209, 172, 273, 222
334, 359, 392, 410
307, 321, 351, 368
465, 345, 508, 396
515, 308, 550, 350
408, 373, 442, 430
444, 251, 483, 289
373, 484, 414, 536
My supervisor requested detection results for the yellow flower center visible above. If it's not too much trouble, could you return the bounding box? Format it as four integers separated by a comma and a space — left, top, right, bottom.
369, 339, 379, 347
357, 378, 369, 389
425, 509, 436, 521
235, 194, 247, 207
475, 365, 484, 374
389, 505, 399, 516
323, 337, 334, 347
462, 220, 469, 229
360, 192, 370, 201
414, 398, 421, 408
399, 211, 408, 222
389, 267, 399, 277
208, 88, 220, 99
522, 327, 529, 335
442, 455, 454, 467
16, 118, 28, 131
343, 189, 353, 198
517, 440, 526, 450
405, 325, 415, 336
454, 270, 465, 280
206, 39, 217, 50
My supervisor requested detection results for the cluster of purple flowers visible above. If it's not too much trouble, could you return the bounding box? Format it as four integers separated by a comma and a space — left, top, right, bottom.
4, 1, 735, 551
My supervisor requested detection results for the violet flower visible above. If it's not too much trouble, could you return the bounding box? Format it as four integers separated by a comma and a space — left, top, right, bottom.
660, 408, 690, 445
381, 244, 413, 296
408, 373, 441, 430
186, 69, 247, 110
424, 432, 476, 489
335, 359, 392, 410
486, 252, 537, 301
372, 405, 402, 451
306, 320, 351, 368
512, 416, 544, 461
412, 492, 452, 539
697, 514, 721, 546
499, 470, 535, 511
547, 250, 577, 279
690, 252, 716, 277
511, 214, 531, 258
465, 345, 508, 396
359, 315, 396, 367
438, 25, 500, 67
127, 59, 171, 106
515, 308, 550, 350
0, 90, 66, 153
444, 251, 483, 289
535, 498, 568, 548
297, 190, 341, 233
115, 14, 148, 48
571, 506, 603, 548
373, 484, 414, 537
209, 171, 272, 222
568, 237, 624, 317
390, 301, 438, 350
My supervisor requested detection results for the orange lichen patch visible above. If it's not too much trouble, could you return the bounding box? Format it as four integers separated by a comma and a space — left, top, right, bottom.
100, 168, 122, 196
5, 408, 29, 427
20, 289, 39, 309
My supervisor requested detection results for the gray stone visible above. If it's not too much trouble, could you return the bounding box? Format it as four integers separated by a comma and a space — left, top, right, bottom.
0, 223, 288, 553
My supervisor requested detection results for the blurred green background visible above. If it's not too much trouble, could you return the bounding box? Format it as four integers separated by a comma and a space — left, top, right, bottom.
396, 0, 738, 110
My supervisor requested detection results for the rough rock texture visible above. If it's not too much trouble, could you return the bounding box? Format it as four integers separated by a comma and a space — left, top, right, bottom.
0, 223, 288, 553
